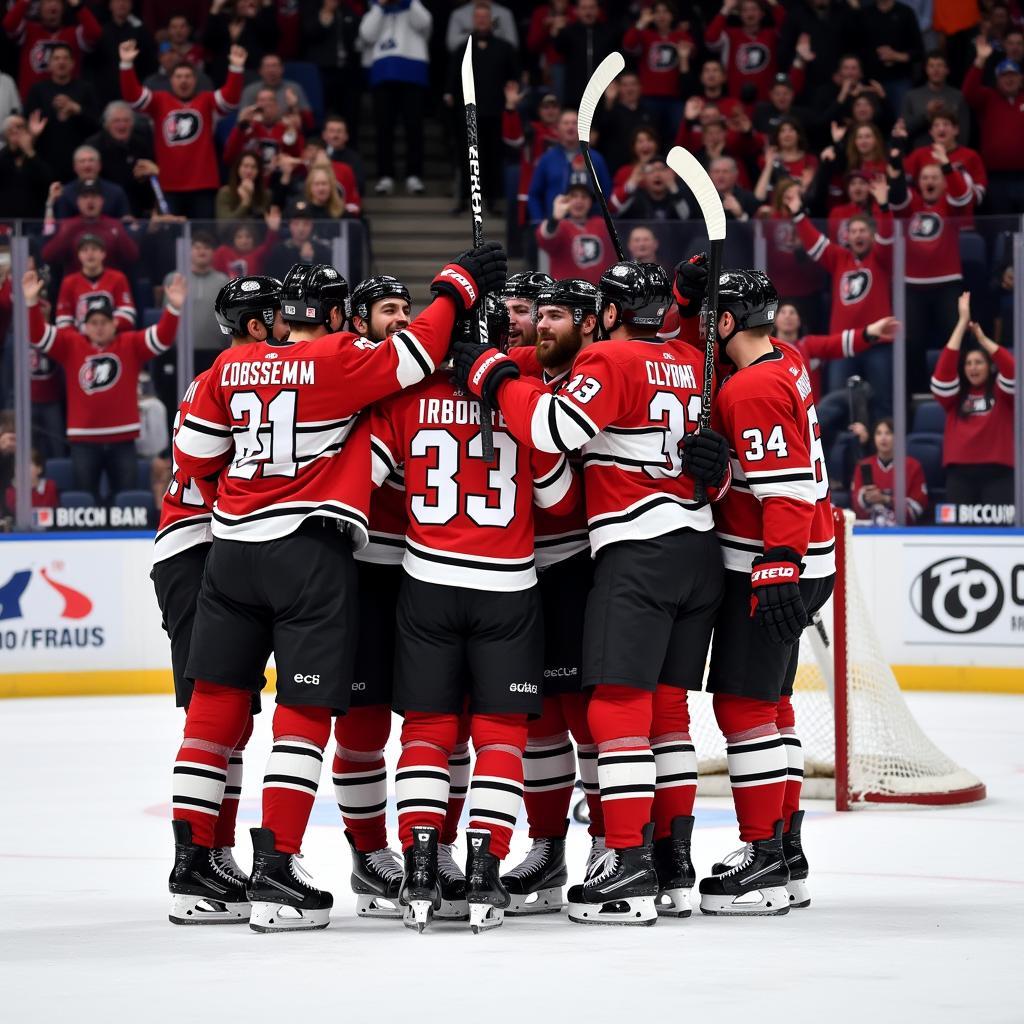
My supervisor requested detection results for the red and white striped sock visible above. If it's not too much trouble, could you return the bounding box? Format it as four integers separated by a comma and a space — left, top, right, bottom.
523, 697, 575, 838
332, 704, 392, 852
651, 685, 697, 841
212, 712, 254, 849
441, 712, 472, 845
467, 714, 528, 861
396, 711, 458, 851
777, 695, 803, 831
560, 692, 604, 837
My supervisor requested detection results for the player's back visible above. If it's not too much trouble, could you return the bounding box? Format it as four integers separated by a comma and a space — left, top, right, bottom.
370, 373, 576, 592
712, 340, 835, 577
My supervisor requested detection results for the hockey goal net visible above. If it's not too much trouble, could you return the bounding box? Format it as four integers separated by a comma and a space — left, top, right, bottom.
689, 508, 987, 810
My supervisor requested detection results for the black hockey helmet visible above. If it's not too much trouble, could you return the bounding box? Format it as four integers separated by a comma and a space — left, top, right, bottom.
280, 262, 349, 327
501, 271, 555, 302
214, 275, 282, 338
533, 278, 601, 326
458, 293, 511, 351
716, 269, 779, 343
598, 260, 672, 332
350, 274, 411, 324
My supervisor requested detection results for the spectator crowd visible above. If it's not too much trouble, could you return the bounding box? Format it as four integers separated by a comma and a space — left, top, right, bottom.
0, 0, 1019, 526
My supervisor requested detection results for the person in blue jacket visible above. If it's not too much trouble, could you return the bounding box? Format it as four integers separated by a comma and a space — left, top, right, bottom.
527, 109, 611, 222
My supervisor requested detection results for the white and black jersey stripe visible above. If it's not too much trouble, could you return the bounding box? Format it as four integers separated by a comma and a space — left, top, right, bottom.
534, 528, 590, 569
177, 413, 234, 460
210, 499, 369, 548
587, 491, 713, 555
528, 392, 600, 454
391, 328, 435, 388
583, 424, 668, 472
152, 512, 213, 565
403, 536, 536, 592
716, 531, 836, 577
532, 454, 574, 508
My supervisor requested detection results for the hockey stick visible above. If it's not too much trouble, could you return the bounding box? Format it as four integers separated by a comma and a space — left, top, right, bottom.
461, 37, 495, 461
577, 51, 626, 263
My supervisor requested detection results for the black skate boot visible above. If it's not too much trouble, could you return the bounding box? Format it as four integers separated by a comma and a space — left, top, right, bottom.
246, 827, 332, 932
400, 825, 442, 932
345, 829, 403, 919
653, 815, 695, 918
465, 829, 510, 933
168, 820, 250, 925
501, 820, 568, 916
567, 823, 658, 926
699, 820, 790, 916
783, 810, 810, 908
435, 841, 469, 921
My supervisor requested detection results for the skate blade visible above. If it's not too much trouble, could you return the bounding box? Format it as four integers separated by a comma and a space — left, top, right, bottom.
505, 886, 565, 916
787, 878, 811, 909
169, 893, 250, 925
434, 898, 469, 921
403, 899, 434, 932
699, 886, 790, 916
567, 896, 657, 926
655, 887, 693, 918
469, 903, 504, 933
356, 894, 402, 919
249, 902, 331, 932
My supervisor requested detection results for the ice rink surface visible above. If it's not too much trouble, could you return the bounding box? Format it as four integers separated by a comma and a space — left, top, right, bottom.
1, 691, 1021, 1023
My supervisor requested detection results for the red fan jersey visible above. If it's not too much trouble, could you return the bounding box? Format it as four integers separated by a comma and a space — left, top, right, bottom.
622, 26, 695, 98
891, 168, 971, 285
795, 209, 893, 333
3, 0, 101, 95
711, 342, 835, 578
223, 120, 305, 175
705, 11, 788, 102
905, 144, 986, 207
496, 335, 723, 556
827, 199, 890, 246
764, 213, 825, 300
508, 347, 590, 567
369, 375, 579, 592
120, 63, 243, 192
535, 218, 614, 287
153, 372, 216, 565
30, 348, 61, 405
503, 111, 560, 225
851, 454, 928, 523
28, 304, 179, 443
213, 231, 278, 279
930, 346, 1016, 469
795, 328, 877, 403
356, 473, 409, 566
56, 269, 136, 330
173, 296, 459, 544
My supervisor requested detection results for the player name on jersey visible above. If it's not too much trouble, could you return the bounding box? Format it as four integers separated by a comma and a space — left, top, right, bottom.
645, 359, 697, 390
418, 395, 507, 427
219, 359, 315, 387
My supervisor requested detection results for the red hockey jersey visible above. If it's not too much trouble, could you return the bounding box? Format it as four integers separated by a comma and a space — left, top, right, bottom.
28, 303, 179, 443
56, 268, 136, 330
795, 210, 893, 334
120, 63, 243, 192
622, 26, 694, 98
535, 218, 614, 287
705, 12, 787, 102
905, 144, 986, 206
356, 472, 409, 566
712, 342, 836, 578
30, 348, 61, 405
223, 120, 305, 175
891, 168, 971, 285
3, 0, 101, 95
930, 346, 1016, 469
496, 335, 723, 555
173, 296, 459, 544
851, 454, 928, 523
369, 374, 579, 592
213, 231, 278, 279
153, 372, 216, 565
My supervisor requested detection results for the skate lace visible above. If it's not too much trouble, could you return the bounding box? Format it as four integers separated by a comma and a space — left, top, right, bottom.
367, 847, 403, 882
586, 837, 606, 873
288, 853, 318, 891
507, 839, 551, 880
210, 847, 245, 883
720, 845, 755, 879
437, 844, 465, 882
584, 847, 619, 887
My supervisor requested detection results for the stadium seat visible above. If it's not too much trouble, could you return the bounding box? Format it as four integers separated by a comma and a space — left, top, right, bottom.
136, 458, 151, 490
59, 490, 95, 508
912, 400, 945, 434
906, 432, 945, 500
112, 489, 156, 527
284, 61, 325, 128
45, 457, 73, 492
142, 307, 162, 327
925, 349, 942, 378
958, 232, 988, 318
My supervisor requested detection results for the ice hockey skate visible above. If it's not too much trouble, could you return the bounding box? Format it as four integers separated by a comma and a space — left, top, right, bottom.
246, 827, 332, 933
501, 823, 568, 915
345, 829, 403, 919
567, 824, 658, 926
782, 810, 811, 908
168, 820, 250, 925
400, 826, 441, 932
435, 841, 469, 921
700, 821, 790, 916
465, 829, 510, 933
653, 815, 695, 918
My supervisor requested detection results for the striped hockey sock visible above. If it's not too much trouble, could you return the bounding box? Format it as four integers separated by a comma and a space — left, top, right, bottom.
441, 739, 471, 844
172, 681, 252, 848
777, 695, 803, 831
332, 704, 393, 852
396, 711, 457, 851
523, 731, 576, 839
261, 704, 331, 855
467, 714, 528, 861
576, 743, 604, 836
212, 712, 254, 849
651, 686, 697, 841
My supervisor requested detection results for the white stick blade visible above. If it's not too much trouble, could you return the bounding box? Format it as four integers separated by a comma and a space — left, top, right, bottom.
461, 37, 476, 105
577, 51, 625, 141
666, 146, 727, 241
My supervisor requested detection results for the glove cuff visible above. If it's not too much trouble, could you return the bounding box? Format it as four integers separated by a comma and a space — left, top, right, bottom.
432, 264, 479, 311
751, 546, 805, 585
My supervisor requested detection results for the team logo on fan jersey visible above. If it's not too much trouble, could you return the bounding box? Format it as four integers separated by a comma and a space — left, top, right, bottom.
839, 268, 871, 304
78, 353, 122, 394
737, 42, 770, 74
75, 290, 114, 328
163, 109, 203, 146
30, 39, 61, 73
772, 221, 797, 253
572, 235, 603, 267
649, 42, 678, 70
909, 212, 942, 241
258, 138, 280, 169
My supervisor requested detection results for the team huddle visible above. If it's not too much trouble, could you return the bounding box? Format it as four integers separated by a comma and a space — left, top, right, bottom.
148, 238, 835, 934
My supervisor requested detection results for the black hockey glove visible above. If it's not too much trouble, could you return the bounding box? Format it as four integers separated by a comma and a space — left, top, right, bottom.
673, 252, 708, 319
451, 339, 520, 406
430, 241, 508, 314
750, 547, 808, 646
680, 428, 729, 487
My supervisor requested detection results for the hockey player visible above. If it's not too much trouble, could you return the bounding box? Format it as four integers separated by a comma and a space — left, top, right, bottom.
169, 244, 507, 933
335, 274, 470, 921
369, 302, 580, 934
500, 279, 604, 915
697, 270, 836, 916
154, 275, 286, 925
501, 271, 554, 350
453, 261, 731, 925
